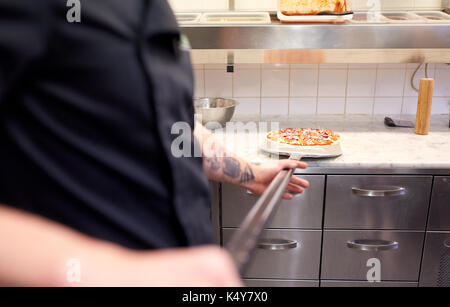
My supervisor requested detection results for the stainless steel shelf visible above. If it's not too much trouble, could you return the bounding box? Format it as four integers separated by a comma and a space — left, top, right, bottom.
181, 21, 450, 64
182, 22, 450, 49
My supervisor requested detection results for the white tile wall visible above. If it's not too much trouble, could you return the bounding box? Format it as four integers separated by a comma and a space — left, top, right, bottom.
169, 0, 444, 12
261, 98, 289, 116
261, 68, 290, 97
193, 63, 450, 117
204, 69, 232, 97
177, 0, 449, 117
318, 68, 348, 97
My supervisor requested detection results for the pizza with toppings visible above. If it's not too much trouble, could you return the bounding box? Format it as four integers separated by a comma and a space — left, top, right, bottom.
265, 128, 342, 156
267, 128, 340, 146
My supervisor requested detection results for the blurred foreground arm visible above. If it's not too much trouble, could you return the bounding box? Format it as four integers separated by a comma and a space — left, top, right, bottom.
0, 205, 242, 287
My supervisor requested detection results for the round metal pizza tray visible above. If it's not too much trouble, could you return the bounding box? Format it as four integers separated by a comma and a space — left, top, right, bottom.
259, 139, 343, 159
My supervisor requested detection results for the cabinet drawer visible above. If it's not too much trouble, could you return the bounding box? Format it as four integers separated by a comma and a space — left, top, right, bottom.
428, 177, 450, 231
419, 232, 450, 287
321, 230, 424, 281
223, 229, 322, 280
244, 279, 319, 287
324, 175, 432, 230
222, 175, 325, 229
321, 281, 417, 287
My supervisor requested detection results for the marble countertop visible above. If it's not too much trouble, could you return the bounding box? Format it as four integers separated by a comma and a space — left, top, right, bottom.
210, 115, 450, 170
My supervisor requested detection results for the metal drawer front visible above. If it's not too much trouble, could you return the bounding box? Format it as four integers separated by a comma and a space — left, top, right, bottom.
324, 175, 432, 230
245, 279, 319, 287
321, 230, 424, 281
223, 229, 322, 280
419, 232, 450, 287
321, 281, 417, 287
428, 177, 450, 231
222, 176, 325, 229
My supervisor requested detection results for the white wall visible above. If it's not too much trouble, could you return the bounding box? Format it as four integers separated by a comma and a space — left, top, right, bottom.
169, 0, 445, 12
193, 63, 450, 117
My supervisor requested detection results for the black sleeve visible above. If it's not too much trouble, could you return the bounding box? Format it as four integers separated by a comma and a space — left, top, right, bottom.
0, 0, 52, 101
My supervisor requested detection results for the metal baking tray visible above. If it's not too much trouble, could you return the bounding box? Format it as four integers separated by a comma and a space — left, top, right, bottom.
200, 12, 271, 24
381, 12, 426, 23
349, 12, 388, 23
413, 11, 450, 23
175, 13, 201, 24
277, 10, 353, 23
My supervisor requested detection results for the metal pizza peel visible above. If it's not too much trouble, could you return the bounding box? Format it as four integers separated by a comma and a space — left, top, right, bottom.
226, 139, 342, 275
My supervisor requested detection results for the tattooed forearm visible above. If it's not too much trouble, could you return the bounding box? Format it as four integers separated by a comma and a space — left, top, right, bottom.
240, 164, 255, 183
205, 156, 221, 173
223, 158, 241, 179
196, 124, 255, 185
204, 155, 255, 185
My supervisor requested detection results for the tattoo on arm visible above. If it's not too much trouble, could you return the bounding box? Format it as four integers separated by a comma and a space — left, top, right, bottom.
202, 136, 255, 183
206, 156, 221, 173
204, 156, 255, 184
240, 164, 255, 183
223, 158, 241, 179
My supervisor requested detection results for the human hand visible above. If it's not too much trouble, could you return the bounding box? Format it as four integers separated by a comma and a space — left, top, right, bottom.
242, 160, 309, 200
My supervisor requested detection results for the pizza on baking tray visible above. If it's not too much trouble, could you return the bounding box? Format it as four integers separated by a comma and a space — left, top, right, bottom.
280, 0, 349, 16
267, 128, 341, 147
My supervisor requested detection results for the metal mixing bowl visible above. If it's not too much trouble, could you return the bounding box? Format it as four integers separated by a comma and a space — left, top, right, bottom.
194, 98, 237, 127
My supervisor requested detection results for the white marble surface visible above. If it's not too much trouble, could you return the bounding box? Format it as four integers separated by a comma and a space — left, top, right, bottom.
210, 115, 450, 169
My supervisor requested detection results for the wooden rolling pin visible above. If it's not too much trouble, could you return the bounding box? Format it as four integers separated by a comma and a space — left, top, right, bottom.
415, 78, 434, 135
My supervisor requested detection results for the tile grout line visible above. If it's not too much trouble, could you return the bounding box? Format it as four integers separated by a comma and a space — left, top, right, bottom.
287, 64, 291, 117
315, 66, 321, 116
259, 64, 262, 120
400, 65, 410, 118
202, 65, 206, 98
344, 64, 350, 118
371, 64, 380, 118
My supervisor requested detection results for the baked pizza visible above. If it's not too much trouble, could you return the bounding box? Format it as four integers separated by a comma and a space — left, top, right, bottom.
267, 128, 340, 146
280, 0, 349, 16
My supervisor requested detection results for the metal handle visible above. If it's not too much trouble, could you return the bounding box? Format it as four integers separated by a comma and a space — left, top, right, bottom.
257, 239, 298, 251
352, 186, 406, 197
444, 239, 450, 248
227, 154, 302, 274
347, 239, 399, 252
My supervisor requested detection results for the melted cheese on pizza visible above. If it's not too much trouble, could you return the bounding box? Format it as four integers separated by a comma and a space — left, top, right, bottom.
280, 0, 348, 15
267, 128, 340, 146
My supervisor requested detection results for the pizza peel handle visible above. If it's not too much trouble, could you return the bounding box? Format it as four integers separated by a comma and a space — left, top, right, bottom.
226, 154, 302, 275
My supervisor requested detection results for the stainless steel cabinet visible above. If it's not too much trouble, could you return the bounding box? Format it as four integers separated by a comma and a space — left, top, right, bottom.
223, 229, 322, 280
222, 175, 325, 229
245, 279, 319, 287
419, 232, 450, 287
428, 177, 450, 231
324, 176, 432, 230
321, 230, 424, 281
217, 170, 443, 287
321, 281, 417, 287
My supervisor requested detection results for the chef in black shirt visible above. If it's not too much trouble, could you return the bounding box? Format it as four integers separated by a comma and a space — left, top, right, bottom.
0, 0, 309, 286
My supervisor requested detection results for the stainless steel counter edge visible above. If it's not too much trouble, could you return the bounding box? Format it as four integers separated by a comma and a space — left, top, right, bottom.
181, 23, 450, 49
293, 167, 450, 175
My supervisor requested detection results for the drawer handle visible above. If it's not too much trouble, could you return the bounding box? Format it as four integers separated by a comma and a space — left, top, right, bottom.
257, 239, 298, 251
347, 239, 399, 252
352, 186, 406, 197
444, 240, 450, 248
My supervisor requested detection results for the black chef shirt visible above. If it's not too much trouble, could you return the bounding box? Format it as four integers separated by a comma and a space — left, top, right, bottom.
0, 0, 214, 249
